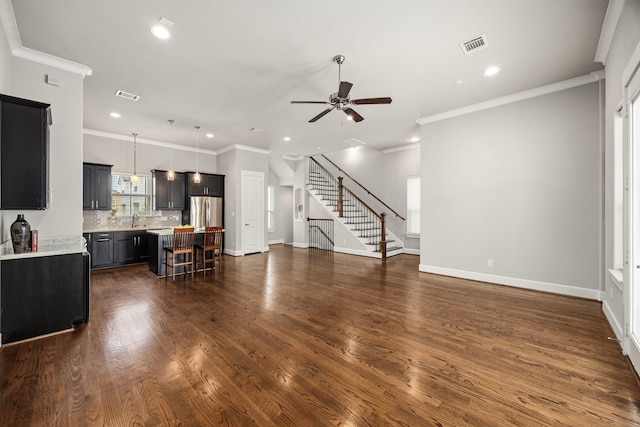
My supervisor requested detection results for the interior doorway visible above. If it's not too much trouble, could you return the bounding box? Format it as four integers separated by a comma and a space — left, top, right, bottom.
241, 170, 265, 255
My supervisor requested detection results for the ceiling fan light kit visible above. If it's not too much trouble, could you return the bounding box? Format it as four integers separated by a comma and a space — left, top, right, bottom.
291, 55, 392, 123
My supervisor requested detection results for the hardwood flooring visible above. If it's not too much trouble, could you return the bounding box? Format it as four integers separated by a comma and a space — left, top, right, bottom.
1, 245, 639, 426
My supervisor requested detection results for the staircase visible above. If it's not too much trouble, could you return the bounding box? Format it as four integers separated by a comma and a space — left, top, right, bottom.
307, 158, 403, 259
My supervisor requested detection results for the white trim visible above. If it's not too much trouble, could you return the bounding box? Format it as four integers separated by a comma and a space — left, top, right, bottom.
217, 144, 271, 155
418, 264, 602, 300
282, 155, 303, 161
629, 336, 640, 373
83, 129, 217, 155
417, 72, 605, 125
595, 0, 626, 64
403, 248, 420, 255
292, 242, 309, 249
269, 239, 284, 245
0, 0, 92, 77
609, 268, 624, 292
603, 299, 625, 344
622, 40, 640, 88
224, 248, 243, 256
381, 143, 420, 154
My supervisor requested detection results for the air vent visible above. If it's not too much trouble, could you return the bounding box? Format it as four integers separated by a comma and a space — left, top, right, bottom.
460, 34, 488, 55
343, 138, 366, 147
115, 90, 140, 101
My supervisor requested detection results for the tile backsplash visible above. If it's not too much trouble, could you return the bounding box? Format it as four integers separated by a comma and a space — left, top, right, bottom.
83, 210, 182, 231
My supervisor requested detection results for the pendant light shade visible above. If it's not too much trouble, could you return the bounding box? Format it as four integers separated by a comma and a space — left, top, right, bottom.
193, 125, 201, 183
167, 119, 175, 181
131, 133, 139, 183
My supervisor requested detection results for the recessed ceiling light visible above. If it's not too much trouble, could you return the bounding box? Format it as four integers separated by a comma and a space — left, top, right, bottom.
484, 66, 501, 77
151, 17, 174, 40
283, 136, 291, 142
206, 133, 214, 138
410, 136, 420, 143
456, 80, 463, 86
109, 112, 121, 118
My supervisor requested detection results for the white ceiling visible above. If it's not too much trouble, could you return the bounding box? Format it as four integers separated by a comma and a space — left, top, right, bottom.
9, 0, 608, 156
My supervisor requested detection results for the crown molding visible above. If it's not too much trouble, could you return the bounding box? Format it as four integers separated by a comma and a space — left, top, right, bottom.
281, 154, 304, 161
0, 0, 93, 77
83, 128, 217, 155
417, 71, 605, 125
381, 143, 420, 154
216, 144, 271, 155
595, 0, 625, 65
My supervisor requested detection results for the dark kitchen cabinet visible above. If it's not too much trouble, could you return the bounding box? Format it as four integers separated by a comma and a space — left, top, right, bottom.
153, 170, 185, 210
90, 232, 113, 268
83, 163, 112, 210
186, 173, 224, 197
1, 253, 89, 344
0, 94, 50, 209
114, 230, 148, 264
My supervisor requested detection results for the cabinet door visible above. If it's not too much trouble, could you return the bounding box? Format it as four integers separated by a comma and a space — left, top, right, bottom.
82, 165, 93, 209
114, 232, 136, 264
154, 172, 171, 210
171, 173, 186, 209
136, 232, 149, 262
94, 165, 112, 210
207, 175, 224, 197
0, 100, 49, 209
187, 174, 205, 196
91, 233, 113, 267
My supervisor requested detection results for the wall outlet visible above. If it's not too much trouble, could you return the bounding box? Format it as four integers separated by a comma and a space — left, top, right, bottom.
487, 259, 493, 267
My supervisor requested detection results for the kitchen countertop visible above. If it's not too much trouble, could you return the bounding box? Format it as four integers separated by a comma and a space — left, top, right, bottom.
82, 226, 170, 233
0, 235, 85, 260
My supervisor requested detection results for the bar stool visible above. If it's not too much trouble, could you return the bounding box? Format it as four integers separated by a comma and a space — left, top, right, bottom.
164, 227, 195, 280
194, 226, 223, 275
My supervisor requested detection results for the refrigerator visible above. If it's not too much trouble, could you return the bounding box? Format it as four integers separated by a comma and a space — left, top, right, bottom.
189, 196, 223, 229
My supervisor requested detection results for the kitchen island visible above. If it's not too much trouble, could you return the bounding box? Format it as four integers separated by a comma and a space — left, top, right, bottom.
147, 228, 205, 277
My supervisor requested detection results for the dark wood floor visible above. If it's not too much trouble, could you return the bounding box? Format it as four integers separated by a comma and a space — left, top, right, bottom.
1, 245, 639, 426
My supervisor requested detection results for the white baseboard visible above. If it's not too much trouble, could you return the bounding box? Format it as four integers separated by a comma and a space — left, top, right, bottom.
269, 239, 284, 245
292, 242, 309, 249
334, 246, 382, 258
224, 249, 243, 256
603, 300, 625, 343
418, 264, 601, 300
403, 248, 420, 255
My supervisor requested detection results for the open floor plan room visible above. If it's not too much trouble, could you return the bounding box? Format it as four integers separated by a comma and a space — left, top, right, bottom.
1, 245, 639, 426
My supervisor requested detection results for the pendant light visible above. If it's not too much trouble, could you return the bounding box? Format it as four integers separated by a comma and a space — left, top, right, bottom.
193, 125, 201, 184
131, 133, 139, 183
167, 119, 175, 181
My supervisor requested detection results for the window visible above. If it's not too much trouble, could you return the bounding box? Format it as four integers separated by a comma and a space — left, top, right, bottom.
407, 176, 420, 235
267, 185, 275, 231
111, 174, 151, 215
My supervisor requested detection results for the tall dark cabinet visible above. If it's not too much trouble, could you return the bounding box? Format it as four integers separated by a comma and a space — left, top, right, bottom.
0, 94, 51, 209
153, 170, 185, 210
83, 163, 112, 210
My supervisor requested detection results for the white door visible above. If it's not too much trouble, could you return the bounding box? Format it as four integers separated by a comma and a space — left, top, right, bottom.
629, 62, 640, 369
241, 170, 265, 255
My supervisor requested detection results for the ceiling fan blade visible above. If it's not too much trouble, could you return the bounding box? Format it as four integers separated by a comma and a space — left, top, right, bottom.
337, 81, 353, 99
291, 101, 331, 104
352, 97, 393, 105
309, 108, 333, 123
343, 107, 364, 122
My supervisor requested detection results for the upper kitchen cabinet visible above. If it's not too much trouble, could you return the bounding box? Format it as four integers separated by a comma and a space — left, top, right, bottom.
83, 163, 112, 210
0, 94, 51, 209
186, 173, 224, 197
153, 170, 185, 210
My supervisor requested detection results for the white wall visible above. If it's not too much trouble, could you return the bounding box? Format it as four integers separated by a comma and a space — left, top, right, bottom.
0, 15, 10, 91
217, 149, 237, 253
268, 169, 293, 245
1, 58, 84, 241
601, 0, 640, 344
83, 132, 217, 176
420, 82, 602, 298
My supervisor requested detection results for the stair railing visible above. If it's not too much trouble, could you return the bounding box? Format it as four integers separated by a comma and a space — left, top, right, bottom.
320, 154, 405, 221
309, 157, 387, 258
308, 218, 334, 251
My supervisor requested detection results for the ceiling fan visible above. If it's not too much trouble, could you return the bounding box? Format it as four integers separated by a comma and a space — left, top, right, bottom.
291, 55, 392, 123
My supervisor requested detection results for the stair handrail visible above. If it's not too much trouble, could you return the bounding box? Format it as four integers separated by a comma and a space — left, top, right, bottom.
309, 157, 388, 259
319, 154, 406, 220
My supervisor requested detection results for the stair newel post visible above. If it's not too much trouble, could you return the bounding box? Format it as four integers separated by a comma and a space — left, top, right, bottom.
337, 176, 344, 217
380, 212, 387, 259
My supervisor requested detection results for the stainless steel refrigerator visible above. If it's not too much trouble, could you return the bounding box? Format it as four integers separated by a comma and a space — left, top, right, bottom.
189, 196, 223, 229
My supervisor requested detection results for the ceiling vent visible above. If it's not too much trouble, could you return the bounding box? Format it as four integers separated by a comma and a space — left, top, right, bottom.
343, 138, 366, 147
115, 90, 140, 101
460, 34, 488, 55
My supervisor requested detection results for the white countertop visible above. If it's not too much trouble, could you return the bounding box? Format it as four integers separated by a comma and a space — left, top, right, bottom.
0, 235, 86, 260
82, 226, 168, 233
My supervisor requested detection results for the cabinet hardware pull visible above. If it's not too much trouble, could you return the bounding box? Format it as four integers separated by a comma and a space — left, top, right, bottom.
97, 239, 109, 242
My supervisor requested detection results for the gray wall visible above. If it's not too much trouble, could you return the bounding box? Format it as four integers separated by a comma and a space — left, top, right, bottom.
420, 82, 602, 296
84, 132, 217, 176
1, 58, 84, 242
268, 169, 293, 245
217, 149, 237, 253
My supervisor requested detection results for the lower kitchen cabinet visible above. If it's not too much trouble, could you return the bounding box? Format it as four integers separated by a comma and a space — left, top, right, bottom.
1, 252, 90, 344
114, 230, 148, 264
85, 230, 149, 269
